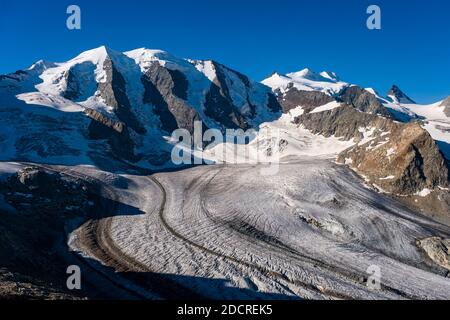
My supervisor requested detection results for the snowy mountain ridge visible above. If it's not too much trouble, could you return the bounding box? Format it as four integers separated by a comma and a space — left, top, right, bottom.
262, 68, 349, 96
0, 46, 282, 169
0, 46, 449, 193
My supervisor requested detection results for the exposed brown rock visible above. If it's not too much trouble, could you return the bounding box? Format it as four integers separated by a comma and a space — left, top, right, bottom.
294, 104, 392, 141
399, 191, 450, 226
84, 108, 124, 133
338, 86, 392, 117
293, 95, 450, 223
417, 237, 450, 271
337, 122, 449, 195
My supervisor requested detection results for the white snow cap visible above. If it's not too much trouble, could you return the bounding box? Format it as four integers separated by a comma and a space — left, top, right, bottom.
262, 68, 348, 96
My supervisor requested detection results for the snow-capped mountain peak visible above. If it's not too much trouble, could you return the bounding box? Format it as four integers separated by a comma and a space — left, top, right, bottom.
319, 71, 340, 82
124, 47, 188, 73
387, 84, 416, 104
287, 68, 320, 81
262, 68, 348, 96
34, 45, 120, 96
286, 68, 340, 83
27, 59, 56, 73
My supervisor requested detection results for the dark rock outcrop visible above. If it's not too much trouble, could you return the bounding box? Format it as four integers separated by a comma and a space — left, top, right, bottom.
203, 83, 248, 129
266, 91, 282, 113
141, 63, 201, 133
97, 58, 146, 135
0, 167, 93, 299
417, 237, 450, 271
206, 61, 281, 124
204, 61, 254, 128
338, 86, 392, 117
62, 69, 81, 101
294, 104, 393, 141
62, 62, 96, 101
278, 87, 335, 113
84, 108, 136, 161
387, 85, 416, 104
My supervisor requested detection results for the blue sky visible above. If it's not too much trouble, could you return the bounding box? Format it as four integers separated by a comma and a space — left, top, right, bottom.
1, 0, 449, 103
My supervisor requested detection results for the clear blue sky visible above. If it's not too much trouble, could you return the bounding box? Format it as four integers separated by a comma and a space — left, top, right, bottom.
1, 0, 449, 103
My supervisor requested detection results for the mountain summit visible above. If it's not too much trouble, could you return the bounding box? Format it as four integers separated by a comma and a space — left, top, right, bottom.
387, 85, 416, 104
0, 46, 282, 168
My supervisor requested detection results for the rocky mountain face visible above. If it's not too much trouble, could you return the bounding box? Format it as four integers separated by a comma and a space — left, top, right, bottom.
0, 167, 93, 299
141, 63, 202, 133
295, 104, 393, 141
277, 87, 334, 113
294, 101, 448, 195
387, 85, 416, 104
0, 49, 449, 220
337, 122, 448, 195
338, 86, 393, 117
417, 237, 450, 271
266, 70, 449, 220
0, 46, 281, 167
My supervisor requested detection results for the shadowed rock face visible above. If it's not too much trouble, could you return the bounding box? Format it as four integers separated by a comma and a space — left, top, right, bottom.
266, 91, 282, 113
207, 61, 281, 125
141, 63, 200, 134
203, 83, 248, 129
441, 96, 450, 117
387, 85, 416, 104
278, 87, 335, 113
0, 167, 97, 299
211, 60, 251, 91
338, 86, 392, 117
62, 62, 96, 101
142, 61, 253, 132
84, 108, 136, 161
62, 69, 81, 101
166, 69, 189, 101
205, 61, 254, 128
97, 58, 146, 135
141, 67, 179, 133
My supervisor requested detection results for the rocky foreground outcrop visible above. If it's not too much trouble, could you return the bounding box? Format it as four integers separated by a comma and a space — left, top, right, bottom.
0, 167, 93, 299
417, 237, 450, 272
